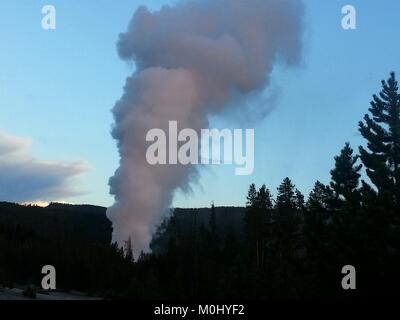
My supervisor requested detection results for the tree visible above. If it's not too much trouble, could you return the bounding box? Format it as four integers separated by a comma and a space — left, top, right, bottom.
255, 184, 274, 211
246, 183, 257, 208
303, 181, 334, 295
207, 201, 220, 255
209, 201, 217, 237
295, 189, 305, 211
244, 184, 273, 269
358, 73, 400, 288
244, 184, 258, 245
273, 178, 302, 277
276, 177, 297, 214
359, 72, 400, 210
307, 181, 333, 213
305, 181, 333, 237
329, 143, 362, 265
255, 184, 273, 269
330, 143, 362, 207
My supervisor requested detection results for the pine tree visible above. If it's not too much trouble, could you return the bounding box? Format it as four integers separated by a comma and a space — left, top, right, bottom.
255, 184, 273, 269
305, 181, 333, 250
208, 201, 219, 252
358, 73, 400, 283
244, 184, 273, 268
329, 143, 363, 270
305, 181, 332, 240
303, 181, 334, 296
295, 189, 305, 211
209, 201, 217, 236
255, 184, 273, 211
307, 181, 333, 213
246, 183, 257, 208
244, 184, 257, 248
359, 72, 400, 210
330, 143, 362, 206
274, 178, 301, 257
276, 177, 297, 213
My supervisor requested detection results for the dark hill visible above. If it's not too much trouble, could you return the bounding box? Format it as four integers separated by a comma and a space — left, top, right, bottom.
0, 202, 245, 247
0, 202, 111, 244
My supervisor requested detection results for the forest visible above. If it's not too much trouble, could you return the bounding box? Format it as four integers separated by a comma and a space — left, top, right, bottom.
0, 72, 399, 299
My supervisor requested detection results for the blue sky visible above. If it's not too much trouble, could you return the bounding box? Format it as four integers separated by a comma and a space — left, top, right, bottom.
0, 0, 399, 207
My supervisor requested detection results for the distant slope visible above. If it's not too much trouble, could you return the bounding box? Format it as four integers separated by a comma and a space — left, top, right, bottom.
46, 202, 106, 214
0, 202, 111, 244
0, 202, 246, 248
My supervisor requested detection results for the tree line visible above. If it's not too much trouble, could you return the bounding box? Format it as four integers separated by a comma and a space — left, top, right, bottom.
144, 72, 400, 298
1, 72, 399, 299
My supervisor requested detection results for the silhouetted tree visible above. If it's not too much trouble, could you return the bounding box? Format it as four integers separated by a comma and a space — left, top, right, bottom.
303, 181, 334, 295
328, 143, 363, 267
358, 72, 400, 293
359, 72, 400, 211
2, 73, 400, 299
244, 184, 273, 268
330, 142, 362, 207
271, 178, 303, 295
275, 178, 298, 215
209, 201, 217, 240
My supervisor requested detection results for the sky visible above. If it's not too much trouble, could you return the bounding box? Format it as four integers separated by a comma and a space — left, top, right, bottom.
0, 0, 399, 208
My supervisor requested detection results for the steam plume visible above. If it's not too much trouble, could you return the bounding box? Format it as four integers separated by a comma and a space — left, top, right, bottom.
107, 0, 304, 256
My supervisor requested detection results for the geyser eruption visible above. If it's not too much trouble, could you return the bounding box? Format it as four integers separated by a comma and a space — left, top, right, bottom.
107, 0, 304, 256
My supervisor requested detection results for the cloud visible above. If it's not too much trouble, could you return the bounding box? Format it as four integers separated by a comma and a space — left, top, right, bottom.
0, 130, 88, 203
108, 0, 305, 255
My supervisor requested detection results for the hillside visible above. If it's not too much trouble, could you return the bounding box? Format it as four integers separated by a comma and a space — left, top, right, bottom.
0, 201, 246, 298
0, 202, 111, 244
0, 202, 245, 246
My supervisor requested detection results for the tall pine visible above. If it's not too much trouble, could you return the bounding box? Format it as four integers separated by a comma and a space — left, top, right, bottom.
330, 142, 362, 207
359, 72, 400, 210
329, 143, 362, 264
359, 72, 400, 288
244, 184, 273, 268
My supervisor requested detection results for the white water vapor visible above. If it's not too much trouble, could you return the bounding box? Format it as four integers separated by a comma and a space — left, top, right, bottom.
107, 0, 304, 256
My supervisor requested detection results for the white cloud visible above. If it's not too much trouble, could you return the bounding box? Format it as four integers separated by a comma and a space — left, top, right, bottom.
0, 130, 88, 203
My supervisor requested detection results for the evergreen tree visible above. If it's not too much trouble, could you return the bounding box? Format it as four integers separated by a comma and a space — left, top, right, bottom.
328, 143, 364, 275
276, 177, 297, 214
307, 181, 334, 213
305, 181, 333, 243
305, 181, 333, 240
244, 184, 257, 250
295, 189, 305, 211
255, 184, 273, 269
330, 143, 362, 206
303, 181, 334, 295
209, 201, 217, 236
359, 72, 400, 210
255, 184, 274, 211
244, 184, 273, 268
358, 72, 400, 290
207, 201, 219, 256
246, 183, 257, 208
273, 178, 302, 282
